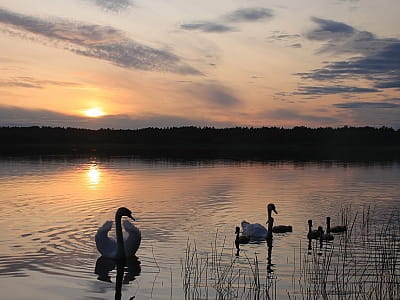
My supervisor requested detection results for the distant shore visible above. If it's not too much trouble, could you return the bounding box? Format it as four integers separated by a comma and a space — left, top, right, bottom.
1, 126, 399, 160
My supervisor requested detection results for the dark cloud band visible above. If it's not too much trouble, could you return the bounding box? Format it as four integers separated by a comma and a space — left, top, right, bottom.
295, 17, 400, 95
0, 8, 200, 75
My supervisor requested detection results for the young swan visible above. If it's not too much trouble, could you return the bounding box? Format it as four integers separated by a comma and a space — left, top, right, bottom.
327, 217, 347, 233
307, 220, 320, 240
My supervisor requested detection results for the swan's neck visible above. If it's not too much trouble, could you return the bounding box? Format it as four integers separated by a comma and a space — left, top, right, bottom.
267, 208, 272, 220
327, 218, 331, 233
267, 216, 274, 240
115, 213, 125, 260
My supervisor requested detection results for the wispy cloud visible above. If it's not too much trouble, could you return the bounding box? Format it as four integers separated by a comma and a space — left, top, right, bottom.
295, 17, 400, 95
267, 31, 302, 48
268, 32, 301, 41
290, 43, 302, 48
180, 22, 236, 33
0, 8, 200, 75
263, 108, 339, 124
0, 76, 79, 89
224, 8, 273, 23
185, 83, 242, 107
180, 7, 273, 33
91, 0, 133, 12
296, 85, 380, 95
306, 17, 355, 42
333, 101, 400, 109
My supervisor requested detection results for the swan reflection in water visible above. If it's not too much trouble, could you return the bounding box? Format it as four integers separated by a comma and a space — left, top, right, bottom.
95, 256, 141, 300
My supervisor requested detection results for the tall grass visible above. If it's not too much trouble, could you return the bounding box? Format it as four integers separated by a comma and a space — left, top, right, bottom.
289, 206, 400, 299
181, 233, 276, 300
181, 207, 399, 299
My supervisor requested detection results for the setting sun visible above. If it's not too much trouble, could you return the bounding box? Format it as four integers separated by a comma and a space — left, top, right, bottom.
84, 107, 105, 118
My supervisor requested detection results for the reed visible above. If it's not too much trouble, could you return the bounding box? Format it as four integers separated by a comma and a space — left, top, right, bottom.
181, 234, 276, 300
289, 206, 400, 299
181, 207, 399, 299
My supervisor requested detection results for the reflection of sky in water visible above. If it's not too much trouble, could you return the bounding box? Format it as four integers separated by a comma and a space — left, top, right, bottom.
0, 159, 399, 299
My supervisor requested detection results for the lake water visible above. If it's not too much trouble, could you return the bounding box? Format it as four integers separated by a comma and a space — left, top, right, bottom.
0, 157, 399, 299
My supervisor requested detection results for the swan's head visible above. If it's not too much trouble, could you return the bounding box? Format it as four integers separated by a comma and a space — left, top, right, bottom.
235, 226, 240, 234
308, 220, 313, 227
267, 203, 278, 215
116, 207, 135, 220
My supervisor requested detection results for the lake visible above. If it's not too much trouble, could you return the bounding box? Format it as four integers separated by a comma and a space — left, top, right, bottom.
0, 157, 399, 299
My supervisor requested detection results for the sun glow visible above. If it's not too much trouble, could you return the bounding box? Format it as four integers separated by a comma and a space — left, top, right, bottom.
84, 107, 105, 118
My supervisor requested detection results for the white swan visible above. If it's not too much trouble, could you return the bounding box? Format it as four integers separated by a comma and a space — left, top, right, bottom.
241, 203, 278, 241
95, 207, 141, 259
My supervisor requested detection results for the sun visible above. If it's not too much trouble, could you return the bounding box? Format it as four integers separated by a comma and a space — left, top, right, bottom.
84, 107, 105, 118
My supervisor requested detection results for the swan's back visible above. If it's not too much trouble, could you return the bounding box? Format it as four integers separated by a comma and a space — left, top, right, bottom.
241, 220, 267, 241
95, 221, 117, 258
123, 220, 142, 256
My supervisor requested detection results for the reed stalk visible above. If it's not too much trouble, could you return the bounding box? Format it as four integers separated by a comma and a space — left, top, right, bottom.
181, 234, 276, 300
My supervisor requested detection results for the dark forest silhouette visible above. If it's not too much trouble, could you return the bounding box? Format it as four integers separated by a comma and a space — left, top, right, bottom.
0, 126, 399, 160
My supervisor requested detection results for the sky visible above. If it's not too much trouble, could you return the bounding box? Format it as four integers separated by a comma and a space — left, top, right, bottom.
0, 0, 399, 129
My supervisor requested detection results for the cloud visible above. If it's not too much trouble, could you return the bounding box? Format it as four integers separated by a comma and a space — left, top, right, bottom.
268, 32, 301, 41
306, 17, 355, 42
224, 8, 273, 23
0, 76, 80, 89
264, 108, 339, 124
332, 102, 400, 128
180, 7, 273, 34
290, 43, 302, 48
92, 0, 133, 12
267, 31, 302, 49
307, 18, 396, 56
186, 83, 242, 107
180, 22, 236, 33
0, 8, 200, 75
294, 17, 400, 95
296, 85, 380, 95
333, 101, 400, 109
0, 105, 235, 129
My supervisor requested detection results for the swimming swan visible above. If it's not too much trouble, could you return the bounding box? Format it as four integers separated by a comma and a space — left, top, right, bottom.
241, 203, 278, 241
95, 207, 141, 259
270, 204, 293, 233
307, 220, 320, 240
327, 216, 347, 233
319, 226, 334, 241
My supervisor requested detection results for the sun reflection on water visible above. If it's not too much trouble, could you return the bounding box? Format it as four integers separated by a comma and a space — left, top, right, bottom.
87, 163, 101, 187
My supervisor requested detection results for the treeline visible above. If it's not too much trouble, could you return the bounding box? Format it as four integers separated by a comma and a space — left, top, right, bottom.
1, 126, 399, 160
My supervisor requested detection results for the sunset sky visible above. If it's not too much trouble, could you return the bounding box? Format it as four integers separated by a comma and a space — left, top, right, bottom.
0, 0, 399, 129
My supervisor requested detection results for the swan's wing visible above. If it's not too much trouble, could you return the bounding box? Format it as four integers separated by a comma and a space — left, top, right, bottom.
95, 221, 117, 258
241, 221, 250, 233
243, 223, 267, 240
123, 219, 142, 256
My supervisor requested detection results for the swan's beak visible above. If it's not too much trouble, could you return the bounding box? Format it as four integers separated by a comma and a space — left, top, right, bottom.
273, 208, 278, 214
128, 214, 135, 221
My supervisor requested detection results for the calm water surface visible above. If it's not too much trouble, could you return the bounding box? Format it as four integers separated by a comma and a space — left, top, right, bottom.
0, 158, 399, 299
